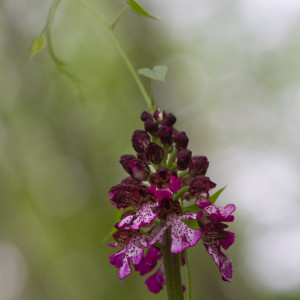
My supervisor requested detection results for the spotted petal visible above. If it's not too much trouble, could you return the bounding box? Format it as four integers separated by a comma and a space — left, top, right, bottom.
117, 203, 159, 230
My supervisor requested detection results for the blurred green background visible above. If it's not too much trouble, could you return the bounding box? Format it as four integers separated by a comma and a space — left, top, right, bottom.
1, 0, 300, 299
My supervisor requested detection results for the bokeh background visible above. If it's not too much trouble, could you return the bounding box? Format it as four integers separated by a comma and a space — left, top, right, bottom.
1, 0, 300, 299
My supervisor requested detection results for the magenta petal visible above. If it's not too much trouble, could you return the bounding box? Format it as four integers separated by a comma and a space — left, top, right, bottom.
155, 189, 172, 200
169, 215, 202, 253
109, 250, 125, 269
135, 246, 162, 275
168, 176, 181, 193
204, 243, 232, 282
148, 185, 157, 194
205, 204, 236, 222
117, 203, 159, 230
145, 265, 165, 294
109, 235, 145, 280
148, 223, 169, 247
119, 256, 131, 279
221, 231, 235, 250
195, 195, 212, 208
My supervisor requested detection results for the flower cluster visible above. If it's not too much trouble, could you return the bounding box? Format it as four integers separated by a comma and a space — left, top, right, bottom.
108, 109, 236, 293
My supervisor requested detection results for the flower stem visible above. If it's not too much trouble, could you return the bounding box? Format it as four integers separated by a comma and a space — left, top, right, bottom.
184, 250, 192, 300
163, 228, 184, 300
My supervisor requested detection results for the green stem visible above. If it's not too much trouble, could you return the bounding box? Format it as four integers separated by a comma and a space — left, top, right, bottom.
110, 5, 130, 29
149, 78, 154, 103
74, 0, 155, 113
163, 228, 184, 300
167, 149, 178, 169
108, 28, 155, 112
184, 250, 192, 300
173, 186, 189, 201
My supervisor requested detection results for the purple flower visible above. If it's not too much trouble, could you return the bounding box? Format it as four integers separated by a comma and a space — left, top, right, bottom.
117, 203, 159, 230
201, 222, 235, 282
149, 212, 203, 254
109, 233, 147, 280
135, 245, 162, 275
204, 204, 236, 222
145, 264, 166, 294
149, 175, 181, 203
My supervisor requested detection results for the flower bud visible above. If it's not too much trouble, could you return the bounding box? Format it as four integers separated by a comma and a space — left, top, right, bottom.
132, 130, 150, 153
174, 131, 189, 150
145, 142, 164, 164
141, 111, 152, 121
189, 175, 216, 197
120, 155, 150, 181
144, 118, 159, 135
158, 125, 173, 145
153, 108, 166, 122
189, 156, 209, 176
177, 149, 192, 170
150, 167, 175, 188
161, 113, 176, 126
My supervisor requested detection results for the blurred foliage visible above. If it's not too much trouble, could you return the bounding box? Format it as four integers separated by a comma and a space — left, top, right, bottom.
1, 0, 300, 300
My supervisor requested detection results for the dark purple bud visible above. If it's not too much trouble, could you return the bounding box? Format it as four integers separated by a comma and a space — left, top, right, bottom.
153, 108, 166, 122
177, 149, 192, 170
120, 155, 150, 181
144, 118, 159, 135
121, 176, 141, 186
109, 180, 154, 210
120, 155, 136, 174
141, 111, 152, 121
189, 156, 209, 176
189, 175, 216, 197
161, 113, 176, 126
120, 155, 137, 174
132, 130, 150, 153
150, 167, 175, 188
158, 125, 173, 145
174, 131, 189, 150
129, 160, 150, 181
145, 143, 164, 164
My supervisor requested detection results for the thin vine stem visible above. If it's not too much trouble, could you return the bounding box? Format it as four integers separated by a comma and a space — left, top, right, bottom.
110, 5, 130, 29
74, 0, 155, 112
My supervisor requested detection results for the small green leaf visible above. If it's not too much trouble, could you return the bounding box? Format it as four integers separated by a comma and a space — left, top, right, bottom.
209, 186, 227, 204
127, 0, 158, 20
102, 207, 135, 243
138, 65, 168, 81
183, 219, 200, 229
29, 36, 46, 58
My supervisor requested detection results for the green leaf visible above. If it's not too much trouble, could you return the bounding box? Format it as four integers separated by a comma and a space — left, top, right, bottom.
102, 207, 135, 243
138, 65, 168, 81
29, 36, 46, 58
209, 186, 227, 204
127, 0, 158, 20
183, 219, 200, 229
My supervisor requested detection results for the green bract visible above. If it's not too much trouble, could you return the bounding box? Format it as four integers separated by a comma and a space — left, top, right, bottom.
138, 65, 168, 82
127, 0, 158, 20
29, 36, 46, 58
